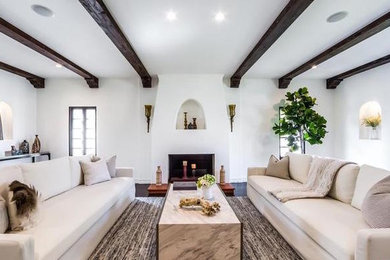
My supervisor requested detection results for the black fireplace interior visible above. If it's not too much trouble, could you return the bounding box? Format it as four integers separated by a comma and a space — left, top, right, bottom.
168, 154, 215, 182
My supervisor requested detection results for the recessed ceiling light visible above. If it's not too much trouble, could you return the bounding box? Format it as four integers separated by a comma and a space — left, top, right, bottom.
166, 10, 177, 22
55, 63, 63, 68
31, 4, 54, 18
327, 11, 348, 23
215, 12, 225, 22
311, 65, 317, 69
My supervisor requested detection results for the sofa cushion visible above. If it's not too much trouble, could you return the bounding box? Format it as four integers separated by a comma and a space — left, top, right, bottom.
12, 177, 134, 260
286, 152, 312, 184
69, 155, 92, 188
248, 175, 302, 200
80, 160, 111, 186
20, 157, 72, 201
283, 198, 369, 260
0, 197, 8, 233
329, 164, 360, 204
351, 165, 390, 210
0, 165, 24, 202
265, 155, 290, 180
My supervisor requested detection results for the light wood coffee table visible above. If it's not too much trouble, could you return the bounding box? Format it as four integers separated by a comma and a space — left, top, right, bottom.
157, 184, 242, 259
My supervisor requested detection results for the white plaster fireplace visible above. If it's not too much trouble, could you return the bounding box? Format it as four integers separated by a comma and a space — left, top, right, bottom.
150, 74, 231, 183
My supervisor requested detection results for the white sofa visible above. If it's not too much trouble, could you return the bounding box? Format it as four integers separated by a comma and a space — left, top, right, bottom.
0, 156, 135, 260
247, 152, 390, 260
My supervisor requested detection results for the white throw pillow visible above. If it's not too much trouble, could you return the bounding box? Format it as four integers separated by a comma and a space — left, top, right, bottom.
80, 160, 111, 186
91, 155, 117, 177
0, 197, 8, 233
351, 165, 390, 210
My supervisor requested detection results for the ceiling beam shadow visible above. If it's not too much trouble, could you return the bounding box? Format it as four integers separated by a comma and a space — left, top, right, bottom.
79, 0, 152, 88
230, 0, 314, 88
279, 12, 390, 89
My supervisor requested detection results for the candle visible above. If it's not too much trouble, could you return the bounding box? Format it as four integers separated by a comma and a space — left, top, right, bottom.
183, 161, 187, 166
191, 164, 196, 169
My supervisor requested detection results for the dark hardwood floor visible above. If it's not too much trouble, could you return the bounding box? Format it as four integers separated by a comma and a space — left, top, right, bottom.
136, 182, 247, 197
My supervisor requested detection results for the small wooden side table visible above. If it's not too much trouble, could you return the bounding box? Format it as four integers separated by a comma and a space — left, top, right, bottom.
218, 183, 235, 196
148, 184, 169, 197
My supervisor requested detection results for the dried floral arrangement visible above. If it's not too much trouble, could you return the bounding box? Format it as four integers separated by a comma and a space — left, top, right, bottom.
179, 197, 220, 216
361, 114, 382, 128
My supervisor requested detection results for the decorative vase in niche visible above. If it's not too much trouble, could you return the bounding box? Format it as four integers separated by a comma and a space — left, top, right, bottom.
11, 145, 17, 155
156, 166, 162, 186
184, 112, 188, 129
202, 186, 213, 200
192, 118, 197, 129
220, 165, 225, 184
368, 126, 379, 140
19, 140, 29, 154
32, 135, 41, 153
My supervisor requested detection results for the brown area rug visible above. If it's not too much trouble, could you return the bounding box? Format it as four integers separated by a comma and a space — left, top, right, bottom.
89, 197, 301, 260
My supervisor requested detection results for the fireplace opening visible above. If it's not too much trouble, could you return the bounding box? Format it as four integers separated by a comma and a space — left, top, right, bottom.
168, 154, 215, 182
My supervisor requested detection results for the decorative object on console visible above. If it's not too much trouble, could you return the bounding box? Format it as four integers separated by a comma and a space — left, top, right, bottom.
265, 155, 290, 180
179, 197, 220, 216
7, 180, 40, 231
220, 165, 226, 184
144, 105, 152, 133
192, 118, 197, 129
188, 122, 194, 129
11, 145, 17, 155
32, 135, 41, 153
191, 163, 197, 177
156, 166, 162, 186
228, 104, 236, 132
184, 112, 188, 129
197, 174, 216, 200
19, 140, 30, 154
272, 87, 327, 154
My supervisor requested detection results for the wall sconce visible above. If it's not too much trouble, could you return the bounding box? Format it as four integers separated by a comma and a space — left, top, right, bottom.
228, 104, 236, 132
144, 105, 152, 133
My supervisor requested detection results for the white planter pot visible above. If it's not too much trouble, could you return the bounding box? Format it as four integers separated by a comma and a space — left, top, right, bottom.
202, 186, 213, 200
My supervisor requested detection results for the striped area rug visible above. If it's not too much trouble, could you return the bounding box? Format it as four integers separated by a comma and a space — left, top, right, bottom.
89, 197, 301, 260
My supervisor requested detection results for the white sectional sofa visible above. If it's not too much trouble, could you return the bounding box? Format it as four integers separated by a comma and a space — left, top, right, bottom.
247, 153, 390, 260
0, 156, 135, 260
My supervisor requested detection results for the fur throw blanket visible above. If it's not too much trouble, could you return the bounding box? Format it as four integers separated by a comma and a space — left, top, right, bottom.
271, 157, 353, 202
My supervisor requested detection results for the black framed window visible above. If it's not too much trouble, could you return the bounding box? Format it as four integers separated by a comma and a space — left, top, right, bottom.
278, 107, 301, 158
69, 107, 97, 156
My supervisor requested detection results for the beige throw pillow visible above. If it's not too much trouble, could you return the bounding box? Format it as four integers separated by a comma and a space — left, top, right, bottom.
361, 175, 390, 228
80, 160, 111, 186
265, 155, 290, 180
91, 155, 117, 177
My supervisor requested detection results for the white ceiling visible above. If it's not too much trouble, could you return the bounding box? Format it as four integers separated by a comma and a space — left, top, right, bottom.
0, 0, 389, 80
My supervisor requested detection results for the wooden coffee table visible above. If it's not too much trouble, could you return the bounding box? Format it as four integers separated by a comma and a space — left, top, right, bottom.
157, 184, 242, 259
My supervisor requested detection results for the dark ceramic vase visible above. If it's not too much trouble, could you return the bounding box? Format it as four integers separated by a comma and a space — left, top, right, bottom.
20, 140, 29, 154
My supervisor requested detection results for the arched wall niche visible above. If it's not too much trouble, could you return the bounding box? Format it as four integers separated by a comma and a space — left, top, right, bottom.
176, 99, 206, 130
359, 101, 382, 140
0, 101, 13, 140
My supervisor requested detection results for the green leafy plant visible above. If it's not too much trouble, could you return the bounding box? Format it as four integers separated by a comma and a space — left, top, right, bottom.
361, 114, 381, 128
196, 174, 216, 189
272, 87, 327, 154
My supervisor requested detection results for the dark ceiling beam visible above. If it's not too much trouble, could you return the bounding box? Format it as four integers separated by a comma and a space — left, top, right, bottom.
0, 17, 98, 88
0, 61, 44, 88
230, 0, 314, 88
79, 0, 152, 88
279, 12, 390, 89
327, 54, 390, 89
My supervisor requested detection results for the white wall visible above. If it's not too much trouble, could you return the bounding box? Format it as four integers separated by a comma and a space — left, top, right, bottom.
333, 64, 390, 170
226, 78, 336, 181
36, 78, 157, 183
0, 70, 37, 157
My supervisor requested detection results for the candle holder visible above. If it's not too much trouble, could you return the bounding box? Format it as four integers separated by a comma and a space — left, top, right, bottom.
144, 105, 152, 133
191, 163, 197, 177
229, 104, 236, 132
183, 161, 188, 179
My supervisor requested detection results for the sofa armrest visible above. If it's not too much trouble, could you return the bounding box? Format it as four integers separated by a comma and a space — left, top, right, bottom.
0, 234, 34, 260
115, 167, 134, 178
248, 167, 267, 177
356, 228, 390, 260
